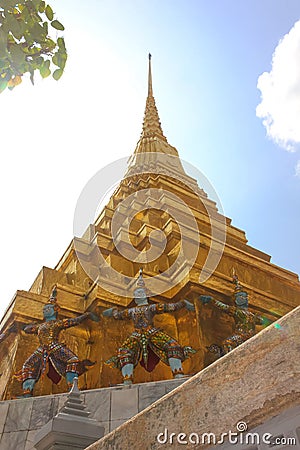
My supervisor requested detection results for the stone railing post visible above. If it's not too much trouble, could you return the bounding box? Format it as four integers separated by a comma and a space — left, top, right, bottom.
34, 378, 104, 450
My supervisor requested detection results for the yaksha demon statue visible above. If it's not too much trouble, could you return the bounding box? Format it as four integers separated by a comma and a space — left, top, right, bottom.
200, 272, 270, 357
15, 286, 99, 397
103, 270, 196, 384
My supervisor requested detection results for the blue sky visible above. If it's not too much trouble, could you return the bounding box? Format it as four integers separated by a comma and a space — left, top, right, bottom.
1, 1, 300, 317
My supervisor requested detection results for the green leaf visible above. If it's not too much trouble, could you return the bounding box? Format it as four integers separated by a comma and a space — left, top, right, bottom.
31, 22, 47, 41
0, 59, 9, 70
44, 37, 56, 52
42, 20, 48, 35
0, 78, 8, 93
32, 0, 41, 11
9, 15, 23, 40
52, 53, 58, 66
57, 37, 66, 52
51, 19, 64, 31
52, 51, 66, 69
53, 68, 63, 80
38, 1, 46, 13
0, 1, 67, 92
45, 4, 53, 21
9, 44, 26, 70
35, 56, 44, 66
0, 0, 16, 10
0, 29, 8, 58
39, 59, 50, 78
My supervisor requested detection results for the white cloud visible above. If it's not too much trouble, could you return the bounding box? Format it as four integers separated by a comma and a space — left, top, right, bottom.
256, 20, 300, 152
295, 160, 300, 177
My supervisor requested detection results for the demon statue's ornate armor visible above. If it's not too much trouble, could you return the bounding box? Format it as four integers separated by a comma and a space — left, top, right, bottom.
201, 273, 269, 356
103, 270, 196, 384
15, 286, 98, 396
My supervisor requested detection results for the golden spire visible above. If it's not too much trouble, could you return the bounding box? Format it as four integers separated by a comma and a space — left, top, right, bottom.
148, 53, 153, 97
126, 54, 186, 174
141, 54, 167, 142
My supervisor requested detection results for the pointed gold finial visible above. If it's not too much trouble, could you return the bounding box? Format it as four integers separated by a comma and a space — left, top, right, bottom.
148, 53, 153, 97
126, 54, 187, 174
140, 54, 167, 142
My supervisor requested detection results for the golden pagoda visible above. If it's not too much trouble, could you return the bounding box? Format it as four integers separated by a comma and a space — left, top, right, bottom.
1, 55, 300, 400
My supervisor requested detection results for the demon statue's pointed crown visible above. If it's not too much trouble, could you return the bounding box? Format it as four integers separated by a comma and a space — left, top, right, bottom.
232, 269, 248, 308
133, 269, 148, 300
46, 285, 60, 312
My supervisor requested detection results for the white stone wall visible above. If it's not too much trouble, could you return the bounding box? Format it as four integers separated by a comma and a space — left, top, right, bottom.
0, 378, 185, 450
